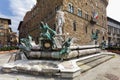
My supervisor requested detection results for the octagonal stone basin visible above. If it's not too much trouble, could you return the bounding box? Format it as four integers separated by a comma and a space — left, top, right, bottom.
27, 61, 58, 68
2, 60, 59, 74
15, 60, 59, 71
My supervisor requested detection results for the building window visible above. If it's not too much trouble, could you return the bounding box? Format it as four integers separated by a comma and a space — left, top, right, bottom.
73, 21, 76, 31
85, 27, 87, 33
68, 3, 74, 13
102, 15, 104, 20
0, 20, 4, 23
85, 12, 88, 20
0, 32, 4, 36
0, 25, 4, 29
108, 26, 111, 34
78, 9, 82, 17
102, 36, 105, 40
55, 5, 60, 12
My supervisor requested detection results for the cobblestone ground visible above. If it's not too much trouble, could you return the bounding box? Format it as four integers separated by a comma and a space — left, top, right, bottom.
0, 52, 120, 80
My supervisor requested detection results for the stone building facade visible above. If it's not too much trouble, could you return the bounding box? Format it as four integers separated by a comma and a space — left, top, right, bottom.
18, 0, 109, 45
0, 18, 18, 47
107, 17, 120, 47
0, 18, 11, 46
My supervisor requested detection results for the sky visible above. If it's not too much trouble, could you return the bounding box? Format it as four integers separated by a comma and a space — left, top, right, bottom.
0, 0, 119, 33
0, 0, 36, 33
107, 0, 120, 21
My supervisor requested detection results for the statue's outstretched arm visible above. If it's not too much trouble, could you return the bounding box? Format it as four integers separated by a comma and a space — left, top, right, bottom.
45, 23, 56, 35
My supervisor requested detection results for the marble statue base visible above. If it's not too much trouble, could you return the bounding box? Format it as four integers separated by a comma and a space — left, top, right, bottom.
24, 45, 101, 60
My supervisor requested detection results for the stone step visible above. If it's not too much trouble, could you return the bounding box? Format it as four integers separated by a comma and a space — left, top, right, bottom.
78, 55, 114, 73
77, 55, 106, 66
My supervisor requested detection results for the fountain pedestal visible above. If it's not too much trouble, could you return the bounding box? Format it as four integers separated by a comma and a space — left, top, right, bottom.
1, 22, 109, 80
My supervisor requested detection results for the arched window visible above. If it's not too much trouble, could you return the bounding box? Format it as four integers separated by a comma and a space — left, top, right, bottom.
68, 3, 74, 13
55, 5, 61, 11
78, 8, 82, 17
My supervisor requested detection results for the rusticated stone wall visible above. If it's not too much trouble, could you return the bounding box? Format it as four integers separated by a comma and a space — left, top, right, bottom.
18, 0, 108, 45
62, 0, 108, 45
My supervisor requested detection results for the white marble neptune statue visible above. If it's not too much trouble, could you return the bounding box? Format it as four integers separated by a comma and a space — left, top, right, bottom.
56, 8, 65, 35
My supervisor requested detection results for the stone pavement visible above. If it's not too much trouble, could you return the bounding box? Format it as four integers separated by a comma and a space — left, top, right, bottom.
0, 50, 18, 54
80, 54, 120, 80
0, 52, 57, 80
0, 53, 11, 67
0, 52, 120, 80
